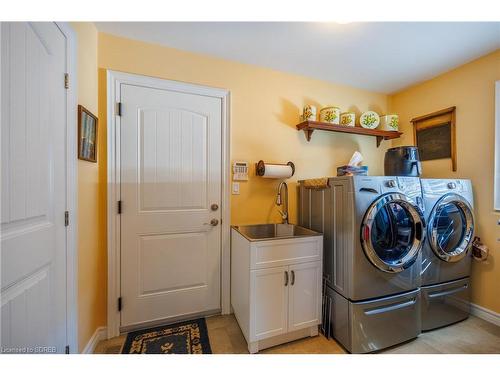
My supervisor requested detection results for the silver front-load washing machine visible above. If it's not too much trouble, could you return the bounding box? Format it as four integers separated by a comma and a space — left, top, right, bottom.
420, 179, 475, 331
299, 176, 425, 353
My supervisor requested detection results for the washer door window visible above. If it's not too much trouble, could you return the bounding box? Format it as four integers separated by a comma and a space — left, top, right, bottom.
428, 193, 474, 262
361, 193, 425, 273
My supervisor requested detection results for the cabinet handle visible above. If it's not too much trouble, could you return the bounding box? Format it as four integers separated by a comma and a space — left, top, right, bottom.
291, 270, 295, 285
284, 271, 289, 286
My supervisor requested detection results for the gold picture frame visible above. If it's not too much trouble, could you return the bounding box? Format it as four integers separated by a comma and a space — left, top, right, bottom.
78, 105, 98, 163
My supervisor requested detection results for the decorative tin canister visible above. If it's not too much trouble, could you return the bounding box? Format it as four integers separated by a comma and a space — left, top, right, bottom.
380, 114, 399, 131
319, 106, 340, 124
302, 105, 317, 121
360, 111, 380, 129
340, 112, 355, 127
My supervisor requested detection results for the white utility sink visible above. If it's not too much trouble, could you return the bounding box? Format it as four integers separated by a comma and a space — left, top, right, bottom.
231, 223, 321, 241
231, 223, 323, 353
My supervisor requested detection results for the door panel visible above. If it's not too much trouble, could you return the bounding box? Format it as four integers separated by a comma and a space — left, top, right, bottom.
139, 108, 208, 211
250, 266, 289, 341
428, 194, 474, 263
138, 232, 208, 296
288, 262, 322, 332
1, 22, 67, 352
361, 193, 424, 273
120, 83, 222, 327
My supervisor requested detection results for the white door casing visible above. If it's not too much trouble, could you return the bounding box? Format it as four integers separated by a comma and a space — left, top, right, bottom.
107, 71, 230, 337
107, 72, 230, 334
1, 22, 77, 353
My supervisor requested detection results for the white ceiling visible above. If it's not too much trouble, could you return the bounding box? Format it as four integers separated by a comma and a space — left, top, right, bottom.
95, 22, 500, 93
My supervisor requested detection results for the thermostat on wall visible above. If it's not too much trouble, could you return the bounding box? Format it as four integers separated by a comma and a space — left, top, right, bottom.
233, 161, 249, 181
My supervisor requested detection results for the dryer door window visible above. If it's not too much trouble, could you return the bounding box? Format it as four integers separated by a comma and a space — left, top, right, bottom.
361, 193, 425, 273
428, 193, 474, 262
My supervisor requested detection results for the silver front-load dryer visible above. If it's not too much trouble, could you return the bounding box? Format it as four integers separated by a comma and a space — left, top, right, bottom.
300, 175, 425, 300
420, 179, 474, 331
299, 176, 425, 352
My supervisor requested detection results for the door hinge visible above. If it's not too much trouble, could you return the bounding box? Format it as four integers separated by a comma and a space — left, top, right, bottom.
118, 200, 122, 214
116, 102, 122, 116
64, 73, 69, 89
118, 297, 122, 312
65, 345, 70, 354
64, 211, 69, 226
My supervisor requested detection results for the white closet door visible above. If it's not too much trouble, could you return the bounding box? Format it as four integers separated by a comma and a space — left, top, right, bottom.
119, 81, 222, 328
1, 22, 68, 353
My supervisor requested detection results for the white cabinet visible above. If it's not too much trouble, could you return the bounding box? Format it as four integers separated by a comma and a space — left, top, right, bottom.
251, 266, 289, 341
231, 228, 323, 353
288, 262, 322, 332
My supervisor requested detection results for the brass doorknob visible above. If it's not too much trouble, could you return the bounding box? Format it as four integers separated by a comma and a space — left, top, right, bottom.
211, 203, 219, 211
210, 219, 219, 226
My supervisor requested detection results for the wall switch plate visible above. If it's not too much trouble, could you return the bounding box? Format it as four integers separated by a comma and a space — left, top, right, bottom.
232, 182, 240, 195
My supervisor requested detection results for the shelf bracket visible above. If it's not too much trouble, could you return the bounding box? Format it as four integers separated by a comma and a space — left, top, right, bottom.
376, 136, 383, 148
303, 128, 314, 142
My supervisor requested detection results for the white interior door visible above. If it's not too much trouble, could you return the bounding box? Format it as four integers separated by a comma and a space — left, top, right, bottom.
1, 22, 68, 353
120, 81, 222, 328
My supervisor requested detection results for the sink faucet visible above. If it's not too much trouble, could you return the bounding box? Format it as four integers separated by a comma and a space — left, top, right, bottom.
276, 181, 289, 224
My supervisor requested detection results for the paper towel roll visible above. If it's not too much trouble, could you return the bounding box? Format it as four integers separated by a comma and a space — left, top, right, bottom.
256, 160, 295, 179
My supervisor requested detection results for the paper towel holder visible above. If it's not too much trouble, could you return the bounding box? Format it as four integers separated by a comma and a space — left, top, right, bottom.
472, 236, 489, 262
256, 160, 295, 177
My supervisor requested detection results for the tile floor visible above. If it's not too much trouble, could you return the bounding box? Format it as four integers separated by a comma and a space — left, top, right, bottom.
94, 314, 500, 354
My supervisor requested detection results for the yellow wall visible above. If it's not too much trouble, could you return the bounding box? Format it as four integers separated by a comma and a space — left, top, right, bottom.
71, 22, 107, 352
75, 30, 498, 346
390, 50, 500, 313
98, 32, 390, 226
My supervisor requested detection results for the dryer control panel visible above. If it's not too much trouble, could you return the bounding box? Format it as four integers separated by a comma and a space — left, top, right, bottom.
396, 176, 421, 193
380, 177, 424, 211
422, 179, 471, 195
380, 177, 421, 194
398, 177, 424, 211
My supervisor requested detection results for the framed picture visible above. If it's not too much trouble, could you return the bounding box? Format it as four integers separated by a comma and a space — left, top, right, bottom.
78, 105, 98, 162
411, 106, 456, 171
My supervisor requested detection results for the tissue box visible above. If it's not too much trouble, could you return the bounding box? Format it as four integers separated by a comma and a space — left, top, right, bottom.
337, 165, 368, 176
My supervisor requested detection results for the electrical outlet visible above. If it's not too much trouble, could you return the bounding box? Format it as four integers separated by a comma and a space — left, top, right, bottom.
232, 182, 240, 195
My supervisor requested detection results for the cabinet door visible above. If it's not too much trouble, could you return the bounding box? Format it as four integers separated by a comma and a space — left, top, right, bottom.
250, 266, 289, 341
288, 261, 322, 332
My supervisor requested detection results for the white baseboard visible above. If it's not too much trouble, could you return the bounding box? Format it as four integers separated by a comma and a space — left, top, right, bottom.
470, 303, 500, 326
82, 326, 108, 354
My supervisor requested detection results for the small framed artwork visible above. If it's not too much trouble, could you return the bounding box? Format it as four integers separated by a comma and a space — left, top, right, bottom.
78, 105, 98, 162
411, 106, 456, 171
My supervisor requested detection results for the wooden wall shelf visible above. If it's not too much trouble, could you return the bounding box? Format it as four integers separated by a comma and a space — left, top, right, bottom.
296, 120, 403, 147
